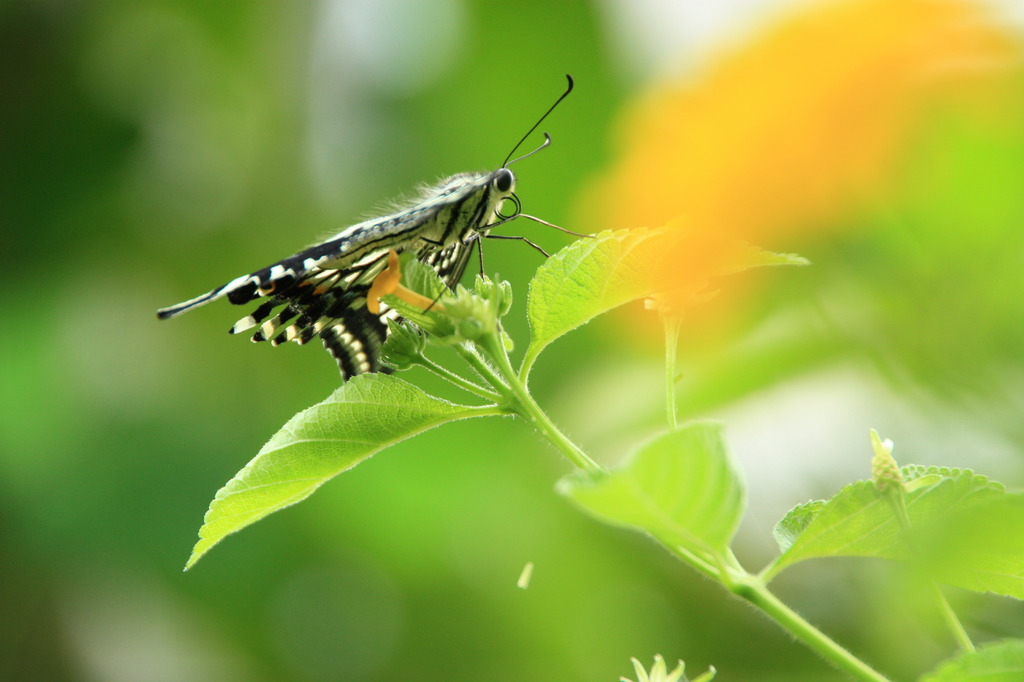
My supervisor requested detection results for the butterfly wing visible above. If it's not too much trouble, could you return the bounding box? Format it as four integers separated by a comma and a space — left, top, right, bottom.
155, 228, 382, 321
232, 241, 480, 379
224, 248, 398, 380
156, 225, 404, 378
157, 170, 504, 379
423, 240, 476, 289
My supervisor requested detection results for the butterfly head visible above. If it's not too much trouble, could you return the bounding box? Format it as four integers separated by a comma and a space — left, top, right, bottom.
489, 167, 521, 222
493, 167, 515, 194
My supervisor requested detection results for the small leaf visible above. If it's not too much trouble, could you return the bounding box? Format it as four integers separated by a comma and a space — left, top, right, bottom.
921, 639, 1024, 681
401, 252, 448, 298
524, 227, 806, 374
559, 421, 744, 559
772, 499, 826, 554
764, 467, 1005, 583
186, 374, 490, 569
380, 320, 427, 371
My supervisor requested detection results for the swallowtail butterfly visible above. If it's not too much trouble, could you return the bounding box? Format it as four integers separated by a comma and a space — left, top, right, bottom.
157, 76, 575, 379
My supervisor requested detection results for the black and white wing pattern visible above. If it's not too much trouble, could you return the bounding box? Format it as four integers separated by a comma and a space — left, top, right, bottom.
226, 255, 395, 380
157, 169, 515, 379
422, 240, 476, 289
158, 243, 396, 379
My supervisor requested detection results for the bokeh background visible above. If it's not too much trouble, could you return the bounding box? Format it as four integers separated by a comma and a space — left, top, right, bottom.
3, 0, 1024, 680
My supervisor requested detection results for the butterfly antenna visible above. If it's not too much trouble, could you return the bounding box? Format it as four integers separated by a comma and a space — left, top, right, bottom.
505, 133, 551, 167
502, 74, 574, 168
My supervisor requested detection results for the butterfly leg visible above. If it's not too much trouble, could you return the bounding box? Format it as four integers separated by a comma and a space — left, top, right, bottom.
483, 233, 550, 258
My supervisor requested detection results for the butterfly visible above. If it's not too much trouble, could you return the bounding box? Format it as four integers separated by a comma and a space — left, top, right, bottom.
157, 76, 575, 379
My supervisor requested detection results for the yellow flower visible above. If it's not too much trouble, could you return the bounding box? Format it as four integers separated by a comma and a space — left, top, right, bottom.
583, 0, 1018, 295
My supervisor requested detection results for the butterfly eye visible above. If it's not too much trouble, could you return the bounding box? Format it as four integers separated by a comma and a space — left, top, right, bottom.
494, 168, 515, 194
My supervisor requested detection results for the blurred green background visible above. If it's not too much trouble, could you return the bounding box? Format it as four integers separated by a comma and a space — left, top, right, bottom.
3, 1, 1024, 680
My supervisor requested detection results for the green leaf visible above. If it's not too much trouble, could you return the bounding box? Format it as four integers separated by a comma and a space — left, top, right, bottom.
523, 227, 807, 374
558, 421, 744, 559
186, 374, 491, 569
921, 639, 1024, 681
912, 493, 1024, 598
400, 251, 448, 297
764, 467, 1005, 583
772, 499, 826, 554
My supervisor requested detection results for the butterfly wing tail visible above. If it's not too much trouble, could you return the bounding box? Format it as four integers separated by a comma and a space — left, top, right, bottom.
157, 284, 232, 319
157, 288, 227, 320
157, 267, 287, 320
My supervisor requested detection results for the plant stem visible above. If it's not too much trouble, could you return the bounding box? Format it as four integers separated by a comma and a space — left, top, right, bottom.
483, 332, 603, 473
517, 383, 603, 472
662, 312, 682, 430
659, 540, 722, 581
661, 541, 889, 681
453, 345, 516, 402
518, 346, 540, 384
416, 356, 501, 402
737, 580, 892, 682
931, 584, 975, 653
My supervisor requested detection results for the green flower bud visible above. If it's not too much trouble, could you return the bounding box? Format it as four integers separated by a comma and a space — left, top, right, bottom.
380, 320, 427, 370
622, 655, 712, 682
870, 429, 906, 496
457, 317, 484, 341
